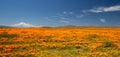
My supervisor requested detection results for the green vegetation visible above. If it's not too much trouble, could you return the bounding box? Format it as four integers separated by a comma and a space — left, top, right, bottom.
0, 32, 18, 38
102, 41, 113, 47
86, 34, 99, 40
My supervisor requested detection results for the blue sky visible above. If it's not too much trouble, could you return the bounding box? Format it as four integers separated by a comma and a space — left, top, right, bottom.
0, 0, 120, 27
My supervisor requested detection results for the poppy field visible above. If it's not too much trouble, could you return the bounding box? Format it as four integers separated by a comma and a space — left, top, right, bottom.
0, 27, 120, 57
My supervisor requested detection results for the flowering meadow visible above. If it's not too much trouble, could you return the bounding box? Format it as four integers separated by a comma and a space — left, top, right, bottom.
0, 27, 120, 57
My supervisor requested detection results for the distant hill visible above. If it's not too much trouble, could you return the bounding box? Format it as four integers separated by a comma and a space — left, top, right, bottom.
54, 25, 120, 28
55, 25, 93, 28
0, 25, 12, 28
0, 25, 119, 28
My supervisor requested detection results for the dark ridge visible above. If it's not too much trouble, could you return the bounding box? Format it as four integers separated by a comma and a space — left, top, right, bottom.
0, 25, 12, 28
0, 25, 119, 28
53, 25, 120, 28
41, 26, 52, 28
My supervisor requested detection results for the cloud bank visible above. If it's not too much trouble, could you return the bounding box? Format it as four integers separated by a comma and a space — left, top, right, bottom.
89, 5, 120, 13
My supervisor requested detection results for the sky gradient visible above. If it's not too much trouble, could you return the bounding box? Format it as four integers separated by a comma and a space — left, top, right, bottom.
0, 0, 120, 27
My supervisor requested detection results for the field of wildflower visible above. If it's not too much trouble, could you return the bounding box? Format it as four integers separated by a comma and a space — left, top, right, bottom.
0, 27, 120, 57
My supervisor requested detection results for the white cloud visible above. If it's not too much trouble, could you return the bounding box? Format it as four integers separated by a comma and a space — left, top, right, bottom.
60, 20, 69, 23
63, 11, 74, 15
89, 5, 120, 13
61, 17, 67, 19
90, 7, 104, 13
69, 12, 73, 14
63, 11, 67, 14
100, 19, 106, 23
76, 14, 84, 18
11, 22, 39, 27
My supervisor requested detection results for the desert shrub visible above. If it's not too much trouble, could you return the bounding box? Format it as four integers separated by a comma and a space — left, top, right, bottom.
24, 54, 36, 57
86, 34, 99, 40
102, 41, 113, 47
15, 54, 36, 57
43, 36, 52, 42
0, 33, 18, 38
112, 54, 120, 57
45, 36, 52, 39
